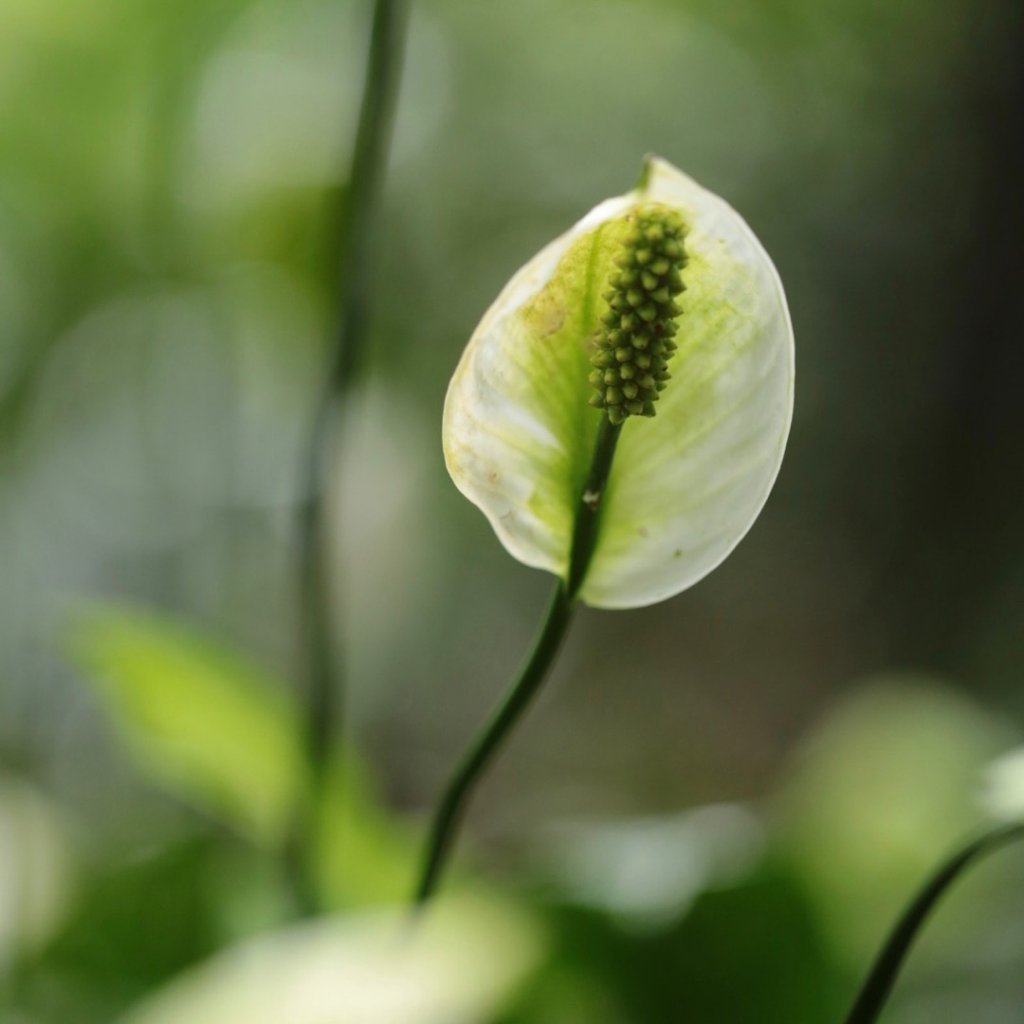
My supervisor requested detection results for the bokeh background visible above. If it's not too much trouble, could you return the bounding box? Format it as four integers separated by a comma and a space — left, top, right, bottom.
2, 0, 1023, 1020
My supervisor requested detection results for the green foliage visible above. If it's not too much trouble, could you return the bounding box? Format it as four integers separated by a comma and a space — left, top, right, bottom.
774, 677, 1015, 965
502, 865, 841, 1023
842, 824, 1024, 1024
24, 838, 225, 1021
2, 0, 1023, 1018
308, 748, 418, 910
69, 606, 417, 910
71, 607, 305, 848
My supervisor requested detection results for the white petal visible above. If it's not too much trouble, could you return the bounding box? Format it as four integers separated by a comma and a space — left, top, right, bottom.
443, 156, 794, 608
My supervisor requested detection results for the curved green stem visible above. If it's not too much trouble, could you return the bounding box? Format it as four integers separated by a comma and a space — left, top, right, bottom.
412, 417, 623, 909
843, 822, 1024, 1024
567, 417, 624, 596
413, 583, 575, 906
293, 0, 409, 915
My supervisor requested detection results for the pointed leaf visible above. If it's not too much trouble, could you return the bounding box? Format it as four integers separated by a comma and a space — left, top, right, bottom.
71, 607, 304, 847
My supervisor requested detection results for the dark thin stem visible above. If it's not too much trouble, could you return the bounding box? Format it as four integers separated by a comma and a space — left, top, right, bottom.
412, 417, 624, 909
292, 0, 409, 915
567, 417, 623, 597
843, 822, 1024, 1024
413, 583, 575, 906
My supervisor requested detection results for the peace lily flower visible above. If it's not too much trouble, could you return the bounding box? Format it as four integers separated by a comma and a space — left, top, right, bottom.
443, 156, 794, 608
415, 156, 794, 908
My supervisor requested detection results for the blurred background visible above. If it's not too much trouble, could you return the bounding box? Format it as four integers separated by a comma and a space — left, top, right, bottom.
1, 0, 1023, 1020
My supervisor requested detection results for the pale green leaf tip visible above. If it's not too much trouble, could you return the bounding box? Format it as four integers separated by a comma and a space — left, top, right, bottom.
634, 153, 655, 192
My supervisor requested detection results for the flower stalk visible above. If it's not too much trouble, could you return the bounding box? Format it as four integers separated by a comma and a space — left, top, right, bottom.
413, 414, 624, 908
843, 822, 1024, 1024
423, 155, 794, 907
292, 0, 409, 915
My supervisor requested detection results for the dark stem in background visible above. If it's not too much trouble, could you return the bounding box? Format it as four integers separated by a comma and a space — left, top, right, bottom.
292, 0, 410, 914
842, 822, 1024, 1024
413, 417, 622, 908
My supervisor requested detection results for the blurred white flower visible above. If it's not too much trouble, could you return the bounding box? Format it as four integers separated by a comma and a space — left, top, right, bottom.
981, 746, 1024, 822
118, 895, 541, 1024
0, 775, 73, 969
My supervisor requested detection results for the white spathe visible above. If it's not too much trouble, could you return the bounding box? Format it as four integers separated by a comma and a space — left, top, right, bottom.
443, 156, 794, 608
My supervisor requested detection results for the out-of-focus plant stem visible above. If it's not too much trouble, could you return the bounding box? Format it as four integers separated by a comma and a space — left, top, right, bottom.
292, 0, 410, 916
843, 822, 1024, 1024
412, 417, 623, 909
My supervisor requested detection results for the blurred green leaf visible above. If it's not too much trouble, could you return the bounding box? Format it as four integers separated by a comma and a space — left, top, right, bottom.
12, 833, 306, 1024
68, 605, 418, 909
23, 836, 225, 1021
311, 752, 417, 911
841, 823, 1024, 1024
773, 675, 1017, 966
70, 607, 305, 847
505, 863, 840, 1024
